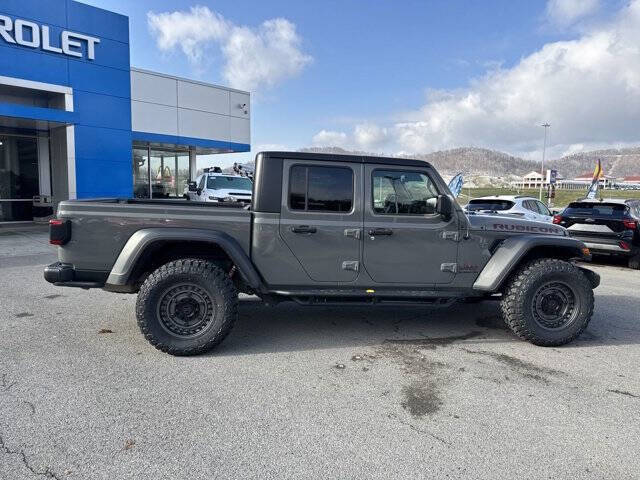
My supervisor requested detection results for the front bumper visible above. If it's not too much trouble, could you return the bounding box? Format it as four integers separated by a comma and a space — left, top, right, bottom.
44, 262, 104, 289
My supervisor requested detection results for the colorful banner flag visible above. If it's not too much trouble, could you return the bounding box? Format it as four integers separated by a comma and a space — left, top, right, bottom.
448, 173, 464, 198
586, 159, 603, 199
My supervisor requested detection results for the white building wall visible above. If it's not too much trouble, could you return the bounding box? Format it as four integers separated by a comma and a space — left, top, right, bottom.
130, 68, 250, 146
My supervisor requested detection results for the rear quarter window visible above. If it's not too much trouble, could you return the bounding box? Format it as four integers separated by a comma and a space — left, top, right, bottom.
467, 200, 514, 211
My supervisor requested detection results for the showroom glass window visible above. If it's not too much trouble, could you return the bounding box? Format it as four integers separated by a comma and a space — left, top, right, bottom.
288, 165, 353, 213
372, 170, 438, 215
132, 147, 189, 198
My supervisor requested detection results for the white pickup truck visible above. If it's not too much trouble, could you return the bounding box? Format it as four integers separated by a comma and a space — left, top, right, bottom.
184, 172, 253, 205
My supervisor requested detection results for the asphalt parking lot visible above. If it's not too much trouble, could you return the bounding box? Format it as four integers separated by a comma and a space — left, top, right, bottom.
1, 226, 639, 479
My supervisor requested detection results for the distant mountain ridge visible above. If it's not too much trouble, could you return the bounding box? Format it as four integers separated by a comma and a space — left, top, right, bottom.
299, 146, 640, 179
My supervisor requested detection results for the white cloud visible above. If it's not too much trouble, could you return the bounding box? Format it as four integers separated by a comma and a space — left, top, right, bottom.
353, 124, 389, 150
148, 6, 312, 92
312, 130, 348, 147
546, 0, 600, 26
312, 0, 640, 159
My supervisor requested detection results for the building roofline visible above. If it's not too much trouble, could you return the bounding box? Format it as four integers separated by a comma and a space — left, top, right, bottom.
130, 67, 250, 95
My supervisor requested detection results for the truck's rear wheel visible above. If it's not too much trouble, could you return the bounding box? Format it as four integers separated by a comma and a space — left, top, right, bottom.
628, 251, 640, 270
501, 258, 594, 346
136, 259, 238, 355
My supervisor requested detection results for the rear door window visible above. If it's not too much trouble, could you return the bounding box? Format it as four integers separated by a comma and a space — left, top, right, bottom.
523, 200, 538, 212
288, 165, 353, 213
564, 203, 628, 218
535, 201, 551, 216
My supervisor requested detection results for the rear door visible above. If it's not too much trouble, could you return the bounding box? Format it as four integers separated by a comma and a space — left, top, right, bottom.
279, 160, 362, 283
362, 165, 459, 285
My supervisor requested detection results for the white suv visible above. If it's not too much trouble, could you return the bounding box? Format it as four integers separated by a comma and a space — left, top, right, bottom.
185, 173, 253, 205
464, 195, 553, 223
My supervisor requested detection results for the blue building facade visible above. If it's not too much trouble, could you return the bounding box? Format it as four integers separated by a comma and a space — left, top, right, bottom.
0, 0, 250, 221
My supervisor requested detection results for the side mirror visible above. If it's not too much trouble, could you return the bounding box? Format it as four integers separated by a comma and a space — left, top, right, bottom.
436, 195, 454, 220
188, 181, 197, 192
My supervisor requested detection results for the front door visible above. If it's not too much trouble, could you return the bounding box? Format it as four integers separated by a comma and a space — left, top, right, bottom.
362, 165, 459, 285
0, 135, 39, 222
279, 160, 362, 283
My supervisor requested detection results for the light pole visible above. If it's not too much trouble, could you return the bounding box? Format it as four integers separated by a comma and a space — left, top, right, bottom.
539, 123, 550, 201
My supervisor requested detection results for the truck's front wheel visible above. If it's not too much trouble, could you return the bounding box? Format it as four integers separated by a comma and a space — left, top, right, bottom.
501, 258, 594, 346
136, 259, 238, 355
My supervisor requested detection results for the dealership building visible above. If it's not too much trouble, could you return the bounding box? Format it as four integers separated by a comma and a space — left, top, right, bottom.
0, 0, 251, 222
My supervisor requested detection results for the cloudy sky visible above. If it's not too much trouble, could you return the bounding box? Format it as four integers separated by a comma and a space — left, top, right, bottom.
86, 0, 636, 164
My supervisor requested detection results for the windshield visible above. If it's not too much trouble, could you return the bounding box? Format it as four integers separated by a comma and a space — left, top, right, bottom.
206, 176, 253, 191
564, 202, 627, 218
467, 199, 514, 211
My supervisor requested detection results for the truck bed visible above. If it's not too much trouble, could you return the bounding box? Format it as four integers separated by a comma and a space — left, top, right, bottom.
56, 198, 252, 273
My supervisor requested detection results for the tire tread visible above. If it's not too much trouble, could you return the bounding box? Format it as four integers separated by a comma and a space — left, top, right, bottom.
501, 258, 594, 346
135, 258, 238, 356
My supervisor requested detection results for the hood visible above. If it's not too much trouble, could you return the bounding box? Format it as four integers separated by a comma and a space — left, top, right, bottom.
467, 214, 567, 236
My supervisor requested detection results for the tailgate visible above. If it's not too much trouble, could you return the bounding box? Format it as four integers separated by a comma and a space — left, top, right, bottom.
559, 201, 635, 250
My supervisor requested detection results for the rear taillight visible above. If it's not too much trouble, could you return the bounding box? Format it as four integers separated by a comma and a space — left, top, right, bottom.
623, 219, 638, 230
620, 241, 632, 250
49, 219, 71, 245
552, 215, 563, 225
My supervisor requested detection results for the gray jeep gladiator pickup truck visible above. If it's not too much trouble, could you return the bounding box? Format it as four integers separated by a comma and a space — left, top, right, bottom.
44, 152, 600, 355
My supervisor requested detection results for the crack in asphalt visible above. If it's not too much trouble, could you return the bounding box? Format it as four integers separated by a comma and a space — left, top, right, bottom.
0, 373, 37, 415
387, 413, 451, 446
607, 389, 639, 398
1, 373, 16, 391
0, 434, 62, 480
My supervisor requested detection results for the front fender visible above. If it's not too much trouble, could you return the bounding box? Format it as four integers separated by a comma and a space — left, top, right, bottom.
105, 228, 264, 291
473, 235, 590, 292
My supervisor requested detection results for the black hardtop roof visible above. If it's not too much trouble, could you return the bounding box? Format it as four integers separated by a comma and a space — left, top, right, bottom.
257, 151, 432, 169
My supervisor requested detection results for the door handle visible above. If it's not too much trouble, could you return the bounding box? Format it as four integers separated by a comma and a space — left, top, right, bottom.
368, 228, 393, 236
291, 225, 317, 234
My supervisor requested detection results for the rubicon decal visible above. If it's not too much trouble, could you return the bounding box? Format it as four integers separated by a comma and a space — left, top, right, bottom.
493, 223, 563, 235
0, 15, 100, 60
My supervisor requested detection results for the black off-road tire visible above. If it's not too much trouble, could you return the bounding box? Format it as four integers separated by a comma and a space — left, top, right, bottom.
501, 258, 594, 346
628, 251, 640, 270
136, 259, 238, 355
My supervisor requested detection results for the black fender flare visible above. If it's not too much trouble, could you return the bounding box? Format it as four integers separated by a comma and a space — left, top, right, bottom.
105, 228, 265, 292
473, 235, 592, 292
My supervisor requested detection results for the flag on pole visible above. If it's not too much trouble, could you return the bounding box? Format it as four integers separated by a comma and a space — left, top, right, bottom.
586, 159, 603, 199
448, 173, 464, 198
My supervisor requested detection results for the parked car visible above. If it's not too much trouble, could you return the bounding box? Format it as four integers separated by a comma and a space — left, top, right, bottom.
464, 195, 554, 223
554, 198, 640, 269
184, 172, 253, 205
45, 151, 599, 355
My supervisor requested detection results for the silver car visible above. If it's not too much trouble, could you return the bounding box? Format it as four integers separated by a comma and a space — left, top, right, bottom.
464, 195, 553, 223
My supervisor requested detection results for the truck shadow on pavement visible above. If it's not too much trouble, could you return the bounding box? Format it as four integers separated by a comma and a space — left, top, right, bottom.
212, 293, 640, 356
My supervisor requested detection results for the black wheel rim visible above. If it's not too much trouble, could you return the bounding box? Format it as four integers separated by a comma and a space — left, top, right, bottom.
157, 283, 216, 338
531, 281, 579, 330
